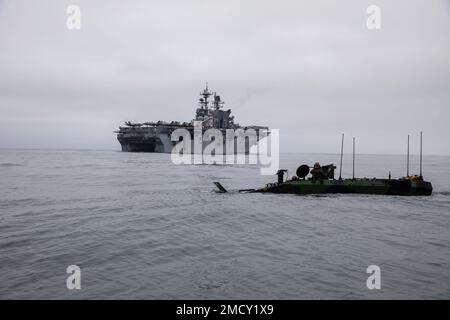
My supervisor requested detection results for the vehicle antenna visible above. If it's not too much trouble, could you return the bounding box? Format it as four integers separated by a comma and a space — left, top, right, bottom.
352, 137, 355, 180
339, 133, 344, 180
420, 131, 423, 178
407, 134, 410, 177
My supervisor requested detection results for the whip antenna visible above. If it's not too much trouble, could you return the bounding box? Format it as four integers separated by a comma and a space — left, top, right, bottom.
339, 134, 344, 180
352, 137, 355, 180
420, 131, 423, 178
407, 134, 410, 177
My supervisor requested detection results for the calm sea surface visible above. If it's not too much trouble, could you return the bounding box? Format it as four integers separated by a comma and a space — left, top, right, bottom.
0, 149, 449, 299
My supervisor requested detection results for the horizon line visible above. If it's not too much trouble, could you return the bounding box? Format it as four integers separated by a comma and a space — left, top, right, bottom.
0, 147, 449, 157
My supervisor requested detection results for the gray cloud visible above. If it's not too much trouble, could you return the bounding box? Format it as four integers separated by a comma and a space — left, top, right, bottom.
0, 0, 449, 154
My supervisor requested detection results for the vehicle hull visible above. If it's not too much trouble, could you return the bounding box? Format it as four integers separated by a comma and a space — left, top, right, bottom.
260, 179, 433, 196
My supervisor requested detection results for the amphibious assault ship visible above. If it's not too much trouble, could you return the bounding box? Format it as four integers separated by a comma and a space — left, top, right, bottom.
115, 84, 268, 153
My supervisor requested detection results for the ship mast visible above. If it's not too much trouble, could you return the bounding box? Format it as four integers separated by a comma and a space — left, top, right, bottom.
199, 82, 213, 109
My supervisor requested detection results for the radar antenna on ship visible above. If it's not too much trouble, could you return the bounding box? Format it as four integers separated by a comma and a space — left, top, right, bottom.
213, 93, 224, 110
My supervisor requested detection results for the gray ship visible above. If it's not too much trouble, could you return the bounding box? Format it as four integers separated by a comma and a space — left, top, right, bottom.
115, 84, 268, 153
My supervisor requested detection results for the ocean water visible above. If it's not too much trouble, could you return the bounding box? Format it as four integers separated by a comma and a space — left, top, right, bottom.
0, 149, 449, 299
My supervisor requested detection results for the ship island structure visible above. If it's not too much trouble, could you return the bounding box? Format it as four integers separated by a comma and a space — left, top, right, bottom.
115, 84, 268, 153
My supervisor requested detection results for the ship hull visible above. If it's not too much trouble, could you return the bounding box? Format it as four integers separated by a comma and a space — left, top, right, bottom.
118, 136, 170, 153
117, 133, 258, 154
259, 179, 433, 196
117, 127, 178, 153
117, 126, 265, 154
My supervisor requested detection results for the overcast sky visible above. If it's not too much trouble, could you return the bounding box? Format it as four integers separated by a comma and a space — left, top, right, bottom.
0, 0, 449, 154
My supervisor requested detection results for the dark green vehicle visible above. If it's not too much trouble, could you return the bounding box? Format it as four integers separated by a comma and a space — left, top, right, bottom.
214, 133, 433, 196
254, 165, 432, 196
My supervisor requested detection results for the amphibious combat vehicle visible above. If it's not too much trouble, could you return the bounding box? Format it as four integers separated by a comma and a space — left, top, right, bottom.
214, 133, 433, 196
